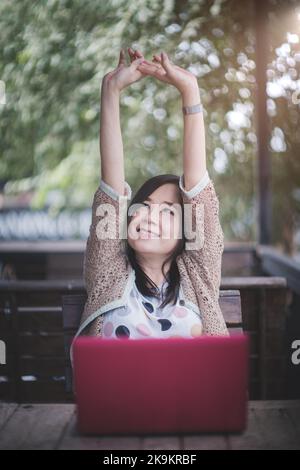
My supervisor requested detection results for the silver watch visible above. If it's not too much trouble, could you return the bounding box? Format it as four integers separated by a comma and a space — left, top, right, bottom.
182, 103, 203, 115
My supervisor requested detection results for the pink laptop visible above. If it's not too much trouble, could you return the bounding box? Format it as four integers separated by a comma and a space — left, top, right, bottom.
73, 334, 249, 435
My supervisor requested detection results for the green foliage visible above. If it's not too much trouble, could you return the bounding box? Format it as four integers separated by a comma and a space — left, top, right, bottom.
0, 0, 299, 251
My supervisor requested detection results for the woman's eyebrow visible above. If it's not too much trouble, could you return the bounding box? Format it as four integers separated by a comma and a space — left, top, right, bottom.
145, 196, 174, 206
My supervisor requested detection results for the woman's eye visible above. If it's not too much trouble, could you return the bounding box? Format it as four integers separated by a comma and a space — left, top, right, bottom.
162, 207, 174, 215
141, 203, 174, 215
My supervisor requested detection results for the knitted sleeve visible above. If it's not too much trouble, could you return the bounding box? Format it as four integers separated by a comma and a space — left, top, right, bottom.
69, 180, 132, 363
177, 171, 229, 335
83, 179, 132, 296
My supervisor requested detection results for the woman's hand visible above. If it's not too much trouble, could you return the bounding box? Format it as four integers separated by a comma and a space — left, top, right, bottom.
136, 51, 198, 95
102, 48, 146, 93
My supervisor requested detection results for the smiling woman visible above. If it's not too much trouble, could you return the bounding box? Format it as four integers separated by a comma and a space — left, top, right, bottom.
126, 173, 185, 308
71, 48, 228, 356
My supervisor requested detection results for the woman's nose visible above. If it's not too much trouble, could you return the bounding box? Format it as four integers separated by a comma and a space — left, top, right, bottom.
148, 204, 160, 223
150, 204, 158, 214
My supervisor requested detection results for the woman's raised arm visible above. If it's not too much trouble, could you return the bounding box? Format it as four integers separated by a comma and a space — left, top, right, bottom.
100, 48, 145, 195
137, 51, 206, 189
180, 84, 207, 191
100, 79, 125, 195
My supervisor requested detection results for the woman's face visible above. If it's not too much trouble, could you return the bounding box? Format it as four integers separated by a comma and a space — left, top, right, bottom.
127, 183, 183, 256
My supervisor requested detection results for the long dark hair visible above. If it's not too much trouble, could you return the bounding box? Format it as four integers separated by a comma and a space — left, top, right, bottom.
125, 174, 186, 309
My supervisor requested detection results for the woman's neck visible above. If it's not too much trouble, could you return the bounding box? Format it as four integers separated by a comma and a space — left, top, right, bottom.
137, 255, 170, 288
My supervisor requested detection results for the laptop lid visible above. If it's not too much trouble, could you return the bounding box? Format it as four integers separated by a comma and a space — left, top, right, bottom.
73, 334, 249, 435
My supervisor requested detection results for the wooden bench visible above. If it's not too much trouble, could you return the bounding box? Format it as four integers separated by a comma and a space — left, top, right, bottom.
62, 289, 243, 393
0, 277, 288, 401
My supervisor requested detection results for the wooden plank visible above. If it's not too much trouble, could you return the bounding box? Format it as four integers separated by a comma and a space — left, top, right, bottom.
227, 327, 243, 335
258, 286, 288, 399
218, 290, 242, 325
0, 404, 74, 450
0, 401, 299, 450
221, 276, 287, 289
239, 289, 260, 331
62, 294, 87, 329
43, 411, 225, 450
16, 308, 62, 333
0, 382, 15, 401
250, 399, 300, 410
141, 435, 181, 450
262, 357, 286, 381
284, 403, 300, 443
261, 381, 287, 400
249, 355, 259, 379
0, 280, 85, 292
0, 402, 18, 433
252, 405, 300, 449
227, 401, 300, 450
18, 333, 64, 356
18, 380, 71, 403
5, 278, 286, 294
0, 240, 85, 253
264, 288, 287, 331
228, 406, 266, 450
248, 331, 258, 354
183, 433, 228, 450
249, 380, 261, 400
19, 356, 65, 377
59, 413, 141, 450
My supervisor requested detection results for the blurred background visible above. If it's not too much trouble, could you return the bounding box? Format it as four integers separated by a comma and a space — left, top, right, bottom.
0, 0, 299, 250
0, 0, 299, 402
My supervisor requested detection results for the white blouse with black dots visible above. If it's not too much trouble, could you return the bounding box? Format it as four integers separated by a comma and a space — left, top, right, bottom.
101, 279, 203, 340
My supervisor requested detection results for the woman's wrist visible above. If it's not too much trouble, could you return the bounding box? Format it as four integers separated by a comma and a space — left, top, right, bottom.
180, 81, 201, 106
101, 76, 121, 97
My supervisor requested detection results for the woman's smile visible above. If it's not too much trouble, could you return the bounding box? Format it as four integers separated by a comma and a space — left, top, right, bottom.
138, 227, 160, 238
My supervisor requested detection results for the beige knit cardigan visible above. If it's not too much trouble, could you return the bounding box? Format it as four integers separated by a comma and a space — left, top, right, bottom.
70, 172, 229, 362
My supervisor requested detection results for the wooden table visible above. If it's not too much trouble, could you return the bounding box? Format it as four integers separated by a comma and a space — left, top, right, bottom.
0, 401, 299, 450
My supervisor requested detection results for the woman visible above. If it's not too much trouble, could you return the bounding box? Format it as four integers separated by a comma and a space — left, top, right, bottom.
71, 47, 228, 356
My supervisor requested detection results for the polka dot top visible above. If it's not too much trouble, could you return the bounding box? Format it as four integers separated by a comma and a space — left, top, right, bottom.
102, 279, 203, 340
